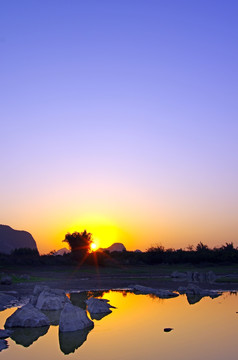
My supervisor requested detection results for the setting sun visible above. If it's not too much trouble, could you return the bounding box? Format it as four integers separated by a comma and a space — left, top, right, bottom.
90, 242, 97, 251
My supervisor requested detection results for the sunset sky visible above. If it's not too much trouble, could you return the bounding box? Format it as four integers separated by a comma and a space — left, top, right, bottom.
1, 1, 238, 254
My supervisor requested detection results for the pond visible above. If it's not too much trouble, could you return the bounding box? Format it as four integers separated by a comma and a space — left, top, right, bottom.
1, 290, 238, 359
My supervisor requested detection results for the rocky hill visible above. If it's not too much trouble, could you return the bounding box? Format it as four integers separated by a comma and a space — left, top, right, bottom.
0, 225, 38, 254
99, 242, 126, 253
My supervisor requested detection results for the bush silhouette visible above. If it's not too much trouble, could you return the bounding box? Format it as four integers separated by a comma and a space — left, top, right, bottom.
63, 230, 92, 261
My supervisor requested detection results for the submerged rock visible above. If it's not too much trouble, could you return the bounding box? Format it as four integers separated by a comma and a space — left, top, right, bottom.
164, 328, 173, 332
59, 303, 94, 332
0, 339, 8, 352
86, 298, 115, 316
10, 326, 49, 347
129, 285, 179, 298
5, 303, 50, 328
59, 328, 92, 354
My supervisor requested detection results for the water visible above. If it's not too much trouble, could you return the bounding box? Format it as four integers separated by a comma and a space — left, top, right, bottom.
1, 290, 238, 359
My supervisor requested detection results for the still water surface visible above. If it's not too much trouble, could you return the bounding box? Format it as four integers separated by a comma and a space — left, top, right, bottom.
1, 291, 238, 359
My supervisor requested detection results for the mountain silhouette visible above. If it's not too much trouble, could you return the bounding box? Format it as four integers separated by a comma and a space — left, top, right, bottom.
98, 242, 126, 253
0, 225, 38, 254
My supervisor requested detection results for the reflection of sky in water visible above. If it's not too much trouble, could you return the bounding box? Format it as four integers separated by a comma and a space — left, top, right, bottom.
0, 291, 238, 359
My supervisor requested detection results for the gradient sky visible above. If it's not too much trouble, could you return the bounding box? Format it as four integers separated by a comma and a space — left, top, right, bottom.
1, 0, 238, 254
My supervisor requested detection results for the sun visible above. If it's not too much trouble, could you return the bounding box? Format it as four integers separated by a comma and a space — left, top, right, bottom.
90, 242, 97, 251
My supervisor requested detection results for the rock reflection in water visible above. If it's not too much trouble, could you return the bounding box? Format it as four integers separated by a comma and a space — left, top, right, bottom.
69, 290, 108, 310
186, 294, 203, 305
90, 312, 111, 320
42, 310, 61, 326
10, 326, 49, 347
59, 328, 92, 354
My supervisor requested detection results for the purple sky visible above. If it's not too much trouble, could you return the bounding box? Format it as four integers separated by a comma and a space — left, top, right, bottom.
1, 0, 238, 253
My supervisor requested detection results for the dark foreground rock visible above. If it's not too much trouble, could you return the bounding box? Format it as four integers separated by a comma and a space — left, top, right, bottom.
59, 303, 94, 332
0, 339, 8, 352
5, 303, 50, 328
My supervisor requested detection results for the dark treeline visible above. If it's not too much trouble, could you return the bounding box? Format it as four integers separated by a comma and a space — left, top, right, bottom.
0, 242, 238, 267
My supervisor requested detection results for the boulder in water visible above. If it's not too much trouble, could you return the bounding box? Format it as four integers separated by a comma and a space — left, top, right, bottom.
59, 303, 94, 332
5, 303, 50, 328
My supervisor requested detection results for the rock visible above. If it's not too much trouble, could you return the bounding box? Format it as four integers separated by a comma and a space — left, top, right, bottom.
207, 271, 216, 282
35, 289, 70, 311
0, 339, 8, 352
10, 326, 49, 347
178, 284, 221, 299
53, 248, 70, 256
59, 303, 94, 332
99, 243, 126, 253
0, 329, 13, 339
164, 328, 173, 332
172, 271, 216, 283
5, 303, 50, 328
0, 292, 17, 311
30, 285, 69, 310
0, 224, 38, 254
171, 271, 187, 278
0, 276, 12, 285
86, 298, 115, 315
59, 328, 92, 354
42, 310, 62, 326
33, 285, 50, 297
129, 285, 179, 298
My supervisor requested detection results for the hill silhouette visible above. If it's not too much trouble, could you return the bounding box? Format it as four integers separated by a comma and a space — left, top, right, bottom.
0, 225, 38, 254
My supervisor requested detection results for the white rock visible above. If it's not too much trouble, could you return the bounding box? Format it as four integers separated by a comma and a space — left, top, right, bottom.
59, 303, 94, 332
4, 303, 50, 328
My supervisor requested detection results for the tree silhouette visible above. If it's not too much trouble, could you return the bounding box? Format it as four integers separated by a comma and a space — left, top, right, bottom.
63, 230, 93, 261
196, 242, 209, 252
